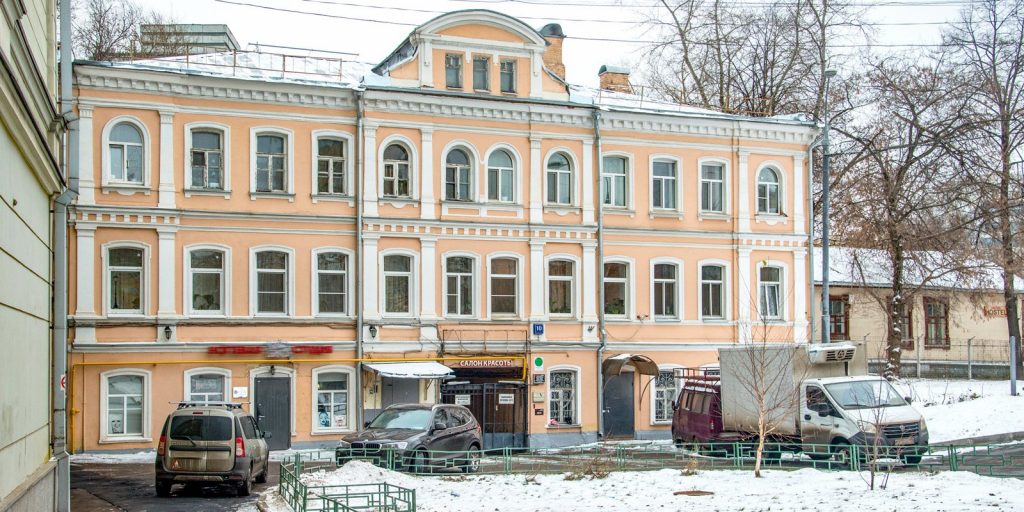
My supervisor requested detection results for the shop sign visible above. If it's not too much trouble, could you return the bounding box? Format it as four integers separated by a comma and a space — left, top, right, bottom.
207, 344, 334, 356
984, 305, 1008, 318
532, 356, 544, 372
498, 393, 515, 405
452, 358, 521, 369
454, 395, 471, 406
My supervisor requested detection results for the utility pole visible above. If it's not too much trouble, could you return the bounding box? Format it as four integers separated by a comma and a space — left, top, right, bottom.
820, 68, 837, 344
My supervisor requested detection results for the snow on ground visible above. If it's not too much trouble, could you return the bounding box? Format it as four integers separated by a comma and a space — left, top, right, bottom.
262, 460, 1024, 512
69, 450, 155, 464
894, 379, 1024, 443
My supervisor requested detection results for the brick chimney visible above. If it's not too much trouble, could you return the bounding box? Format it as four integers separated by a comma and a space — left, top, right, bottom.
540, 23, 565, 80
599, 65, 632, 94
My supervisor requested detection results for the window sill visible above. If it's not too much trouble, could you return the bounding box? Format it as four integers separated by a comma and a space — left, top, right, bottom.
312, 194, 355, 206
314, 314, 355, 320
441, 199, 483, 206
250, 192, 295, 202
187, 312, 228, 318
380, 198, 420, 209
604, 316, 630, 322
698, 211, 729, 221
701, 318, 729, 324
653, 317, 681, 323
603, 208, 635, 217
545, 424, 580, 430
650, 421, 672, 426
253, 313, 291, 318
488, 314, 523, 321
649, 210, 685, 220
102, 184, 151, 196
185, 188, 231, 199
754, 214, 788, 225
107, 312, 148, 318
99, 437, 152, 444
543, 205, 581, 216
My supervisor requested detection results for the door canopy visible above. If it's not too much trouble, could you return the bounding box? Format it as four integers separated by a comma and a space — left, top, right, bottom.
602, 354, 659, 380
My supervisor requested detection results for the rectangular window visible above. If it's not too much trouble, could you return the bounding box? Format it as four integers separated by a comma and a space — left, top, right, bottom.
317, 252, 348, 315
654, 263, 677, 319
924, 298, 949, 347
445, 53, 463, 89
700, 164, 725, 212
109, 247, 143, 314
652, 160, 677, 209
549, 370, 576, 425
317, 138, 347, 195
190, 249, 224, 314
316, 372, 349, 430
188, 373, 226, 403
654, 371, 677, 423
490, 258, 517, 316
190, 130, 223, 189
602, 156, 628, 207
384, 255, 412, 315
500, 59, 516, 93
106, 374, 144, 436
445, 257, 474, 316
256, 134, 287, 193
603, 262, 627, 317
829, 295, 849, 340
548, 260, 574, 316
759, 266, 782, 319
256, 251, 288, 314
701, 265, 724, 319
473, 56, 490, 91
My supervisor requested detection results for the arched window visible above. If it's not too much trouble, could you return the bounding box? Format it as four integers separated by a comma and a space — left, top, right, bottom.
313, 367, 353, 431
445, 149, 472, 201
108, 246, 144, 314
188, 249, 225, 315
382, 143, 411, 198
109, 122, 144, 184
546, 153, 573, 205
317, 137, 347, 195
185, 369, 229, 403
101, 369, 150, 441
445, 256, 474, 316
255, 134, 287, 193
757, 167, 781, 214
190, 130, 223, 190
487, 150, 515, 202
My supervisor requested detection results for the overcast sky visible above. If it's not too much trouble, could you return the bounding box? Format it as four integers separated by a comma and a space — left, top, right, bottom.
137, 0, 966, 88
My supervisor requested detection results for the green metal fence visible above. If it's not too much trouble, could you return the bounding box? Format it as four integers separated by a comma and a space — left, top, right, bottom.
279, 454, 417, 512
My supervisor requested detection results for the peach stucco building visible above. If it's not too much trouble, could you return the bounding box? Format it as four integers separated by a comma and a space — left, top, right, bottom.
67, 10, 818, 452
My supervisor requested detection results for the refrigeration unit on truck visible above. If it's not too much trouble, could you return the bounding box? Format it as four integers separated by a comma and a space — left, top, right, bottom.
671, 343, 928, 465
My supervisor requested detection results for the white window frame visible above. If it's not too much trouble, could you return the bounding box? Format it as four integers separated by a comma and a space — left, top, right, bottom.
100, 116, 151, 190
380, 249, 419, 318
311, 365, 357, 434
650, 364, 684, 425
312, 247, 354, 318
184, 121, 231, 195
102, 241, 151, 317
601, 152, 633, 210
184, 244, 231, 317
484, 144, 521, 204
311, 130, 355, 198
649, 155, 683, 214
755, 162, 786, 216
697, 157, 730, 216
441, 141, 481, 203
183, 367, 231, 403
543, 148, 578, 207
651, 257, 684, 322
545, 254, 580, 319
249, 126, 295, 196
757, 260, 788, 321
486, 252, 524, 319
378, 136, 418, 201
249, 246, 295, 317
99, 368, 152, 443
442, 251, 479, 319
602, 257, 635, 321
698, 258, 731, 322
546, 365, 581, 427
499, 58, 517, 94
445, 52, 464, 89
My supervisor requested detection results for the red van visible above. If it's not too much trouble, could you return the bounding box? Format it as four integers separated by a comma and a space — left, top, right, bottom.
671, 369, 724, 446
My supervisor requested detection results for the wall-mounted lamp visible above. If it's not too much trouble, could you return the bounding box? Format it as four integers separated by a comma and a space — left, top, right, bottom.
269, 365, 276, 376
368, 325, 378, 339
163, 325, 172, 341
586, 325, 595, 333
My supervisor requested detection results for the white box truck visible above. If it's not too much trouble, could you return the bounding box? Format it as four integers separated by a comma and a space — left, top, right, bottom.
671, 343, 929, 464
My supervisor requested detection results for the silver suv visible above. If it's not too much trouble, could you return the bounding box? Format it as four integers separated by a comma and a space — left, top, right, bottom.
155, 402, 271, 497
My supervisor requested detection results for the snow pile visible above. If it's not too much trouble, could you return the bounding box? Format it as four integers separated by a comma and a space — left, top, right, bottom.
263, 462, 1024, 512
70, 450, 154, 464
895, 379, 1024, 443
301, 460, 419, 488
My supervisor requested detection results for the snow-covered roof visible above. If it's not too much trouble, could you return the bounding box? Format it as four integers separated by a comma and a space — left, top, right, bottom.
363, 361, 453, 379
813, 247, 1023, 292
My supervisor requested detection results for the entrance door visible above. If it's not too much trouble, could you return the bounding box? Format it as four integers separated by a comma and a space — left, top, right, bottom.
381, 377, 419, 408
441, 383, 527, 450
254, 377, 291, 451
602, 373, 635, 439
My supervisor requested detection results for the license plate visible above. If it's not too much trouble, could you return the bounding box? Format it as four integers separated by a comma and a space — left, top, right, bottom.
894, 437, 914, 446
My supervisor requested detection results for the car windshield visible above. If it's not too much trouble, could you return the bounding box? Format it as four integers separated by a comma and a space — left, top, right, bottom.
824, 380, 907, 410
367, 409, 432, 430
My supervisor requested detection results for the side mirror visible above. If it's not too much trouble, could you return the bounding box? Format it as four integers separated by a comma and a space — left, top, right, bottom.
817, 409, 829, 417
433, 421, 447, 432
364, 420, 371, 428
671, 402, 678, 411
904, 396, 913, 404
262, 431, 272, 439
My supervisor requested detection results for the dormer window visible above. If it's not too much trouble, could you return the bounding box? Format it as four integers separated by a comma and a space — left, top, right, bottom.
500, 59, 516, 93
445, 54, 463, 89
473, 56, 490, 91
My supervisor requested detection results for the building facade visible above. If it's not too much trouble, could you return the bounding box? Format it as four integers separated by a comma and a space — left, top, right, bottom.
68, 10, 817, 453
0, 0, 62, 510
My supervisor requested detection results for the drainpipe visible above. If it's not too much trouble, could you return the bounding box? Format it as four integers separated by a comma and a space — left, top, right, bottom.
806, 134, 822, 345
355, 90, 365, 429
53, 0, 77, 508
593, 109, 606, 439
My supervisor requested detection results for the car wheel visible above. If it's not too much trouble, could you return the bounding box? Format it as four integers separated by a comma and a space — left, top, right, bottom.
833, 442, 855, 470
237, 467, 253, 496
155, 480, 172, 497
462, 445, 481, 474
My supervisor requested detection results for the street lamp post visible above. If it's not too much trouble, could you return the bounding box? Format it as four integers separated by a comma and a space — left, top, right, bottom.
821, 68, 837, 345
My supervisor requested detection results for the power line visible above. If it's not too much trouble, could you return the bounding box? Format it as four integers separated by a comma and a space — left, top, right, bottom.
448, 0, 980, 8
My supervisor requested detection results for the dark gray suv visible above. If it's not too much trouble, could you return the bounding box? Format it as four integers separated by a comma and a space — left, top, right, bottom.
335, 404, 482, 473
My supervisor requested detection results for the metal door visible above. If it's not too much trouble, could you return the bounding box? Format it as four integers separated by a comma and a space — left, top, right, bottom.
442, 383, 526, 450
381, 377, 420, 408
254, 377, 291, 451
602, 373, 635, 439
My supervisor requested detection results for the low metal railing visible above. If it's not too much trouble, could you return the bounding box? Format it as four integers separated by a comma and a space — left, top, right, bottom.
279, 454, 416, 512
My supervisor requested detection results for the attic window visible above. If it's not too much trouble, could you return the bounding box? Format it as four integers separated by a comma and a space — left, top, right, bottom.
500, 59, 516, 93
445, 54, 463, 89
473, 56, 490, 91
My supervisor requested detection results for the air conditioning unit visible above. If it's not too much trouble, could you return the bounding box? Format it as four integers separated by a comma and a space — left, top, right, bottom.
806, 343, 857, 364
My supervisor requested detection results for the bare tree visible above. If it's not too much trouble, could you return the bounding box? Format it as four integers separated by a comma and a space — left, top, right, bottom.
944, 0, 1024, 378
73, 0, 185, 60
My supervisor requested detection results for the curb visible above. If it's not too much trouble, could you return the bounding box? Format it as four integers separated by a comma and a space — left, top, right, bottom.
934, 431, 1024, 446
256, 492, 271, 512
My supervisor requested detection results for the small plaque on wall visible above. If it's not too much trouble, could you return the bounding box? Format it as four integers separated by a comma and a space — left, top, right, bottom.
533, 374, 545, 385
534, 408, 544, 416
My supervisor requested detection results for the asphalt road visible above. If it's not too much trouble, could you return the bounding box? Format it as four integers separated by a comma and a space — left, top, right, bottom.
70, 460, 280, 512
